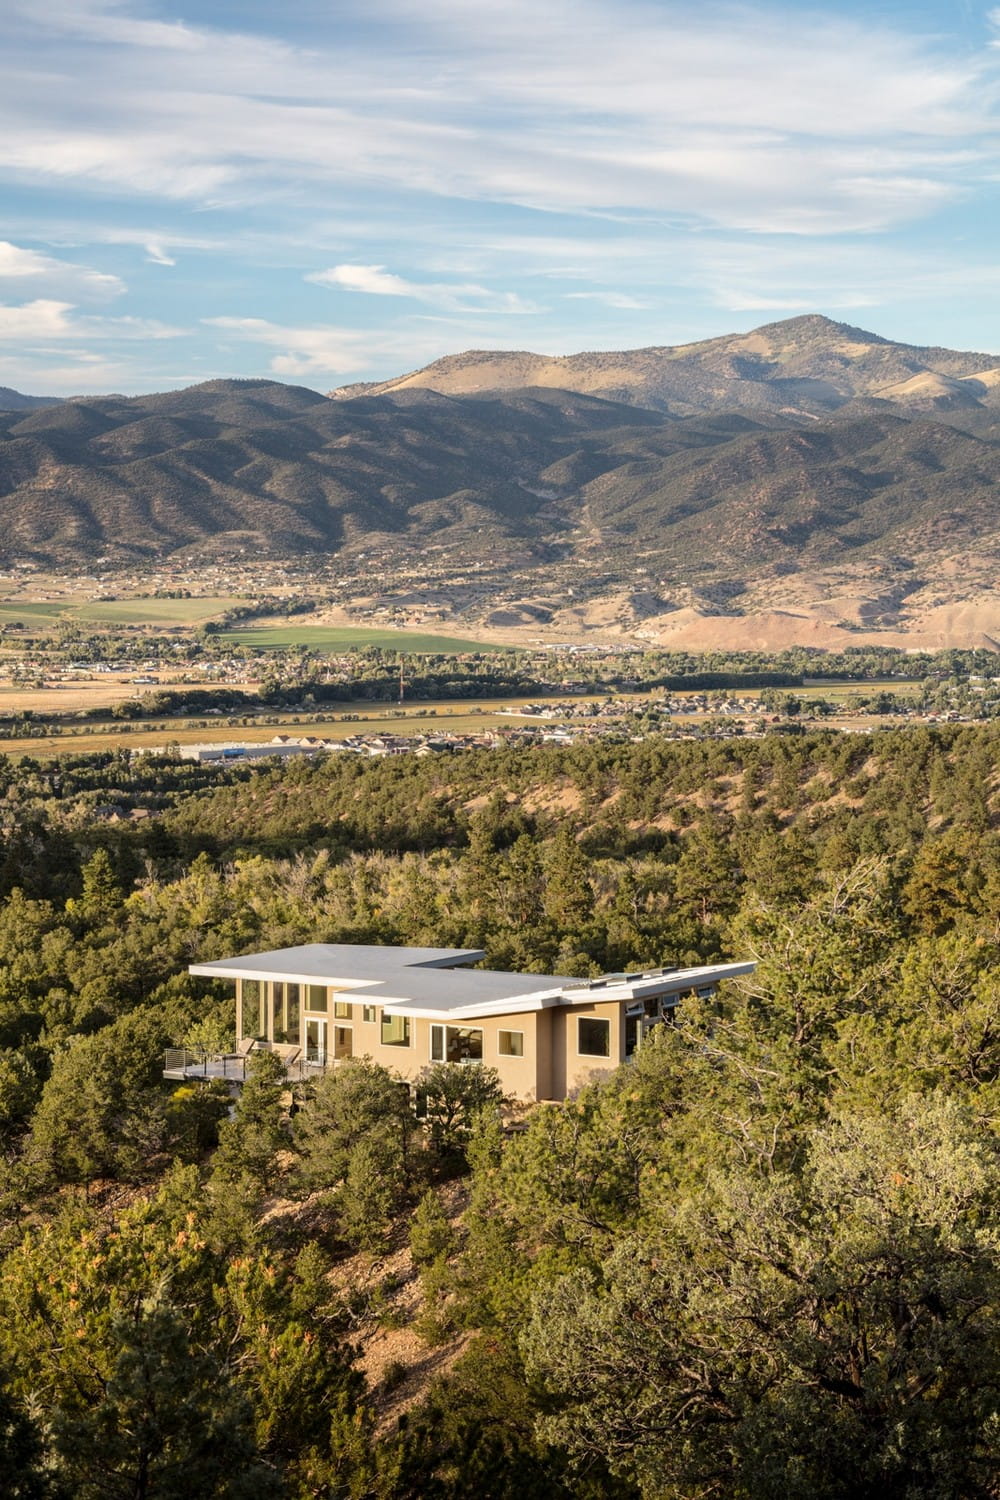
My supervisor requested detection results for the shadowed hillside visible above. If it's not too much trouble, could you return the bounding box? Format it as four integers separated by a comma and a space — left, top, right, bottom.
1, 321, 1000, 612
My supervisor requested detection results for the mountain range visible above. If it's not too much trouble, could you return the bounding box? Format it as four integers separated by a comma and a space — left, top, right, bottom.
330, 314, 1000, 422
3, 315, 1000, 648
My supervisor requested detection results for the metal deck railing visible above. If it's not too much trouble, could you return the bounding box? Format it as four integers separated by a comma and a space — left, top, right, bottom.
163, 1046, 331, 1084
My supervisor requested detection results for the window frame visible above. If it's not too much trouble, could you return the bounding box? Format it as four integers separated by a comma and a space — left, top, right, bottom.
430, 1023, 485, 1064
497, 1029, 524, 1058
380, 1013, 411, 1048
577, 1015, 611, 1059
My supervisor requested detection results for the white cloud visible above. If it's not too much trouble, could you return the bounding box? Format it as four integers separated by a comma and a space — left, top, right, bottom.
314, 265, 415, 298
203, 313, 519, 380
205, 316, 372, 377
0, 297, 181, 343
143, 242, 176, 267
0, 299, 75, 339
1, 0, 997, 236
0, 241, 124, 298
308, 263, 539, 313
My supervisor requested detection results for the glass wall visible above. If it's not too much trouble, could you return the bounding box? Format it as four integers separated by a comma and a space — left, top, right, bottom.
286, 983, 300, 1046
242, 979, 265, 1041
270, 981, 302, 1045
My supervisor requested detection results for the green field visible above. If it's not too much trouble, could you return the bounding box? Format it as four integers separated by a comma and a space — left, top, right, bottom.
73, 597, 245, 625
0, 602, 74, 628
217, 625, 506, 652
0, 597, 244, 630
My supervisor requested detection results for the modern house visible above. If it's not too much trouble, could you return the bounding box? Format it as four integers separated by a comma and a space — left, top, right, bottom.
173, 943, 754, 1102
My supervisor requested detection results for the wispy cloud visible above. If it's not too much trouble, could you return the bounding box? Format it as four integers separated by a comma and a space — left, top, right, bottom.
2, 0, 998, 234
0, 241, 123, 298
564, 291, 652, 310
0, 298, 181, 343
143, 242, 176, 267
7, 0, 203, 51
203, 313, 516, 380
204, 316, 375, 378
308, 263, 538, 313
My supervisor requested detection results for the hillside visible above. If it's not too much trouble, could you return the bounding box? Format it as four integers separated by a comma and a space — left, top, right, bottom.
330, 314, 1000, 420
3, 317, 1000, 648
0, 385, 60, 412
5, 727, 1000, 1495
0, 380, 674, 566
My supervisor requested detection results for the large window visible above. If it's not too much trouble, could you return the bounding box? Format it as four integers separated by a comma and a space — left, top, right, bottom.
242, 979, 265, 1040
430, 1025, 484, 1064
577, 1016, 610, 1058
381, 1014, 411, 1047
286, 984, 300, 1045
498, 1030, 524, 1057
306, 984, 328, 1013
270, 981, 301, 1044
334, 999, 353, 1020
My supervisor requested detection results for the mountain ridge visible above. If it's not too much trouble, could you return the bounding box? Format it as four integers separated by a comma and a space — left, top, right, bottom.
0, 386, 61, 412
328, 314, 1000, 420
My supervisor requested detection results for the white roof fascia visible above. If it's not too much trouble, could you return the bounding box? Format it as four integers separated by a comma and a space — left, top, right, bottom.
559, 961, 756, 1003
188, 961, 383, 989
380, 989, 564, 1022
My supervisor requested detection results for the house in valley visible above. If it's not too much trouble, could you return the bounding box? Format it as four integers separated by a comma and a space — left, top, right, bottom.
170, 943, 754, 1102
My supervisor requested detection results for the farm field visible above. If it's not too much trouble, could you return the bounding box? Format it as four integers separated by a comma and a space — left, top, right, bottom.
73, 597, 244, 625
216, 624, 505, 651
0, 680, 175, 714
0, 674, 926, 724
0, 596, 245, 631
0, 703, 560, 759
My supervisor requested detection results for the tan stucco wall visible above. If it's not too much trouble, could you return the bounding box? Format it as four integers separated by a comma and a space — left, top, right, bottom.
233, 981, 619, 1101
553, 998, 623, 1097
359, 1010, 544, 1101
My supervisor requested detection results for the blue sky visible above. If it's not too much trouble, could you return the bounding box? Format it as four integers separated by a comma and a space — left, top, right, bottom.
2, 0, 1000, 395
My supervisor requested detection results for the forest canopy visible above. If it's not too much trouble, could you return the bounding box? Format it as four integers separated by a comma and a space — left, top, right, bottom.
0, 724, 998, 1496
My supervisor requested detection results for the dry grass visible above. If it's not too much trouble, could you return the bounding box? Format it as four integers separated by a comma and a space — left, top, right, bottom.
0, 700, 558, 759
0, 680, 164, 714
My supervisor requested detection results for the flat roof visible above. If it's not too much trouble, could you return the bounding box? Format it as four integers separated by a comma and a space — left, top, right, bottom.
189, 942, 486, 989
189, 943, 754, 1021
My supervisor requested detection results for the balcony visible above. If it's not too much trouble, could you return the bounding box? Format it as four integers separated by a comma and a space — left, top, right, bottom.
163, 1044, 328, 1085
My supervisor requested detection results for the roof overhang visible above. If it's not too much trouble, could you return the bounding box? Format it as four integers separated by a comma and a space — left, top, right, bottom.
188, 948, 754, 1024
